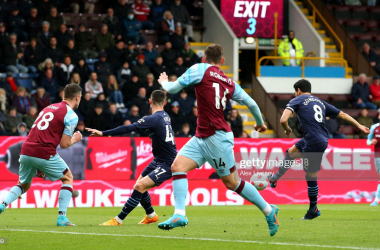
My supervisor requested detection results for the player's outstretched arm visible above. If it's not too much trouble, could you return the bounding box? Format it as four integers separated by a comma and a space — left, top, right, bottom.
280, 109, 293, 135
86, 124, 139, 137
158, 72, 184, 94
366, 124, 377, 146
337, 111, 370, 135
60, 131, 82, 149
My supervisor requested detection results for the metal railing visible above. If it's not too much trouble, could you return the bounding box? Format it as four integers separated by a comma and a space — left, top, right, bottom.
256, 56, 349, 78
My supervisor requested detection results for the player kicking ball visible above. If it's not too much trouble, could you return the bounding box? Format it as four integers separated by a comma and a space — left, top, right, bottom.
268, 79, 370, 219
86, 90, 177, 226
0, 84, 83, 226
366, 110, 380, 206
157, 44, 280, 236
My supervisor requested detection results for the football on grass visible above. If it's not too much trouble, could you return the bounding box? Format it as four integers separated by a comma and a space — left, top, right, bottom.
250, 174, 269, 191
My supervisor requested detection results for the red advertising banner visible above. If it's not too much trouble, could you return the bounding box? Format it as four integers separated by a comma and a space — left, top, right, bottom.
0, 179, 377, 208
220, 0, 284, 38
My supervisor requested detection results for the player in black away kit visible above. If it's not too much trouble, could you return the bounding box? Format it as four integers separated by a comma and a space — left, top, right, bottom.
268, 79, 370, 220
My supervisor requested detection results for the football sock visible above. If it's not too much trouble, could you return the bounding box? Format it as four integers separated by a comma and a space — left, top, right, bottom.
234, 180, 271, 216
272, 150, 295, 181
376, 181, 380, 201
306, 176, 318, 211
2, 184, 24, 207
117, 190, 143, 220
58, 184, 73, 216
140, 191, 155, 216
172, 172, 187, 216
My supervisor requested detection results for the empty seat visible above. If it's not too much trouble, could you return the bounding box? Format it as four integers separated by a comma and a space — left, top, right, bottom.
330, 94, 351, 109
345, 20, 365, 34
276, 94, 295, 109
341, 109, 361, 117
335, 6, 351, 19
374, 36, 380, 48
369, 7, 380, 20
356, 34, 373, 48
312, 94, 330, 102
365, 20, 379, 31
368, 110, 378, 117
352, 7, 369, 20
339, 125, 354, 135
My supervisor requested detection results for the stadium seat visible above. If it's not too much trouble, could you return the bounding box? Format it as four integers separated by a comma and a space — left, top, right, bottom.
339, 125, 354, 135
356, 34, 373, 49
374, 36, 380, 48
312, 94, 330, 102
275, 94, 295, 109
334, 6, 351, 19
345, 20, 365, 34
365, 20, 379, 32
368, 110, 378, 117
351, 7, 369, 20
369, 7, 380, 20
330, 94, 351, 109
341, 109, 360, 118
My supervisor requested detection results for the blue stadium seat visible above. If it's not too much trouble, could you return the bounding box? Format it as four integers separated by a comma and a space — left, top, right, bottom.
17, 78, 33, 90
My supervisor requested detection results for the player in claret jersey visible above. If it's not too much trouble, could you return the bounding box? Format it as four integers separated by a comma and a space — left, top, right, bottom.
0, 84, 83, 226
157, 44, 280, 236
367, 111, 380, 206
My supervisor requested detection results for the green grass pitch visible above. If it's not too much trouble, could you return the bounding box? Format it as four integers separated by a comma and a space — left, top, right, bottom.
0, 204, 378, 250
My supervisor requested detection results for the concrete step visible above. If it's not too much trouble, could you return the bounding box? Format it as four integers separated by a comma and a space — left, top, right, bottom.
323, 37, 332, 43
317, 29, 326, 35
312, 23, 321, 29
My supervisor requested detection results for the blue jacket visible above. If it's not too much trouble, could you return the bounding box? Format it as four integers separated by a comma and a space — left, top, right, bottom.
351, 81, 371, 102
142, 49, 158, 67
123, 18, 142, 37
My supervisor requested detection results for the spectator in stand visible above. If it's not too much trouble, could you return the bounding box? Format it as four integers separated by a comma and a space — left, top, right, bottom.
362, 43, 380, 74
70, 73, 81, 86
64, 39, 80, 65
54, 87, 64, 102
144, 73, 160, 97
160, 10, 176, 42
117, 62, 132, 87
95, 24, 115, 52
95, 52, 112, 87
103, 8, 122, 40
31, 87, 50, 113
371, 75, 380, 107
86, 103, 107, 131
26, 7, 42, 38
36, 21, 53, 48
85, 72, 104, 99
170, 0, 195, 42
18, 0, 34, 19
173, 56, 186, 77
44, 6, 63, 33
345, 0, 362, 5
227, 108, 243, 138
38, 58, 54, 79
133, 54, 151, 80
0, 23, 9, 47
368, 0, 377, 6
13, 122, 28, 136
122, 10, 146, 45
73, 58, 92, 84
122, 75, 141, 102
60, 56, 74, 86
24, 38, 45, 73
107, 75, 125, 108
132, 0, 154, 29
142, 42, 158, 68
106, 102, 124, 129
150, 0, 167, 24
45, 37, 64, 67
124, 41, 139, 65
7, 7, 27, 42
55, 23, 72, 49
325, 117, 346, 139
75, 23, 97, 59
75, 121, 92, 137
3, 34, 28, 73
23, 106, 37, 129
161, 41, 177, 68
0, 88, 8, 114
351, 73, 377, 110
37, 0, 53, 18
357, 108, 374, 138
79, 92, 94, 120
114, 0, 132, 20
169, 74, 177, 82
176, 88, 194, 115
241, 131, 250, 138
151, 55, 168, 79
95, 93, 109, 111
169, 101, 185, 134
131, 87, 150, 116
125, 105, 141, 123
4, 107, 22, 134
41, 68, 59, 101
278, 30, 304, 66
177, 123, 192, 137
70, 0, 95, 14
107, 40, 126, 72
181, 42, 199, 67
187, 105, 197, 133
171, 26, 185, 51
0, 73, 19, 100
12, 87, 31, 115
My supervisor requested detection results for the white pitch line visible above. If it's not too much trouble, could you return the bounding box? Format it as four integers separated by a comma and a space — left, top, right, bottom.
0, 228, 378, 250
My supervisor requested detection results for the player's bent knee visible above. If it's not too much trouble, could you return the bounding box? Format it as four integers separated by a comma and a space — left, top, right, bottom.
20, 183, 31, 192
222, 180, 239, 191
61, 169, 73, 183
133, 181, 146, 192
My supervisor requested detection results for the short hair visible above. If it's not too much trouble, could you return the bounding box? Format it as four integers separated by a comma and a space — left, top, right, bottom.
109, 102, 116, 106
293, 79, 312, 93
205, 44, 223, 64
63, 84, 82, 100
359, 73, 367, 78
150, 90, 166, 106
42, 21, 50, 26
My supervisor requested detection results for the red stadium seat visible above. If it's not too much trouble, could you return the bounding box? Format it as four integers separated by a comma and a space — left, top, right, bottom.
369, 7, 380, 20
341, 109, 361, 118
365, 20, 379, 32
352, 6, 369, 20
356, 34, 374, 49
275, 94, 295, 109
339, 125, 354, 135
335, 6, 351, 19
345, 20, 365, 34
330, 95, 351, 109
312, 94, 330, 102
368, 110, 378, 117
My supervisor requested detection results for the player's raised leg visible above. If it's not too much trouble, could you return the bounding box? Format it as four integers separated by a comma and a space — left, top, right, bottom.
158, 155, 199, 230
